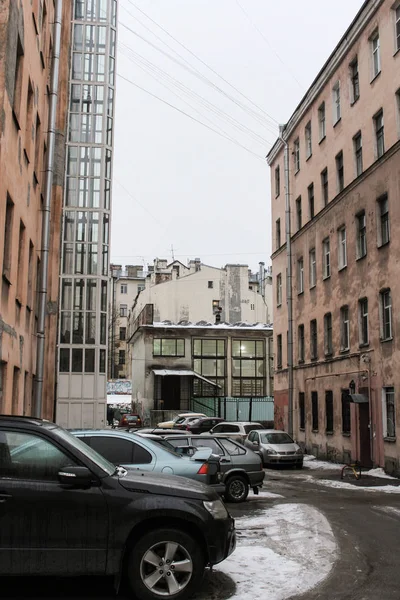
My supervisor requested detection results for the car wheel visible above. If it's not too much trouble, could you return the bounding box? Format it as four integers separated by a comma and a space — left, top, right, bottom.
224, 475, 249, 503
296, 462, 303, 469
127, 528, 205, 600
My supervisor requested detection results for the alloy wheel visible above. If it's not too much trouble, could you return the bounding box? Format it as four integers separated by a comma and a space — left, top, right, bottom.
140, 540, 193, 597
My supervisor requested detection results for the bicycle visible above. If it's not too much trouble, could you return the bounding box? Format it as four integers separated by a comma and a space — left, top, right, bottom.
341, 461, 362, 481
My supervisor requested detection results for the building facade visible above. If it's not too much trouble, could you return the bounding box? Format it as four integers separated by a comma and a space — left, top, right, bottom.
56, 0, 117, 428
0, 0, 72, 418
267, 0, 400, 473
109, 264, 146, 380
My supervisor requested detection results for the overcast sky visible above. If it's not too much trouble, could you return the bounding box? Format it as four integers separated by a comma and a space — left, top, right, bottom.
112, 0, 365, 272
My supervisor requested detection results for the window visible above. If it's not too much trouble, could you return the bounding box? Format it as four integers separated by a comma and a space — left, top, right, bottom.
377, 194, 390, 246
318, 102, 326, 140
119, 350, 125, 365
322, 238, 330, 279
324, 313, 333, 356
276, 273, 282, 306
371, 31, 381, 78
120, 283, 127, 294
219, 438, 246, 455
119, 326, 126, 341
297, 257, 304, 294
374, 110, 385, 158
232, 340, 265, 396
309, 248, 316, 288
153, 338, 185, 357
380, 289, 392, 341
25, 80, 34, 161
1, 432, 78, 480
356, 211, 367, 259
90, 436, 134, 465
350, 57, 360, 103
16, 220, 26, 300
295, 196, 302, 230
308, 183, 314, 219
120, 303, 127, 317
299, 392, 305, 429
193, 339, 226, 396
12, 36, 24, 124
333, 82, 341, 124
383, 387, 396, 438
293, 138, 300, 172
325, 391, 334, 433
396, 6, 400, 52
359, 298, 369, 346
275, 165, 280, 197
396, 89, 400, 139
34, 114, 42, 181
277, 334, 282, 369
336, 151, 344, 192
341, 390, 351, 433
310, 319, 318, 360
338, 227, 347, 270
2, 195, 14, 282
353, 132, 363, 176
340, 306, 350, 351
321, 168, 328, 206
192, 438, 223, 456
305, 121, 312, 158
276, 218, 281, 249
311, 391, 318, 431
298, 324, 305, 363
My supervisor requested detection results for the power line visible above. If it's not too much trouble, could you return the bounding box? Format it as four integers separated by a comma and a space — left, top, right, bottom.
113, 178, 165, 227
235, 0, 304, 90
117, 72, 266, 161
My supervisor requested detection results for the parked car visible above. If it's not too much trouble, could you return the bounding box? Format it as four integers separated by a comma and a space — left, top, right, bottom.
206, 421, 264, 444
0, 415, 235, 600
157, 412, 206, 429
245, 429, 304, 468
135, 427, 189, 436
118, 413, 142, 429
185, 417, 225, 434
165, 434, 265, 503
72, 429, 224, 492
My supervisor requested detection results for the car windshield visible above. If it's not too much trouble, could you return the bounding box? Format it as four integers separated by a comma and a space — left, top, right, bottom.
56, 427, 115, 475
173, 417, 185, 424
260, 432, 294, 445
244, 424, 261, 434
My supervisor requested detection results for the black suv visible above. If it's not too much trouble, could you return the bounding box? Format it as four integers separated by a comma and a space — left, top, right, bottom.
0, 416, 236, 600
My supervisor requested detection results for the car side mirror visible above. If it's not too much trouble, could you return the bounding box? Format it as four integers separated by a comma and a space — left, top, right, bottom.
58, 466, 95, 488
253, 441, 259, 446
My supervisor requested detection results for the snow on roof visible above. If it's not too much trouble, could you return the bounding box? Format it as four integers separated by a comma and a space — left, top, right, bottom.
148, 321, 273, 331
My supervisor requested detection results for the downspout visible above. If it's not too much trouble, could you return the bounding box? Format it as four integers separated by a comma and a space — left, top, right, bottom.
280, 125, 294, 438
34, 0, 63, 418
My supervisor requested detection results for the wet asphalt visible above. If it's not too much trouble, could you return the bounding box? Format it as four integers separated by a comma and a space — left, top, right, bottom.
3, 466, 400, 600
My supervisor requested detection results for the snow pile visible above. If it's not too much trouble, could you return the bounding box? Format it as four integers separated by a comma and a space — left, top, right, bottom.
315, 479, 400, 493
303, 454, 344, 470
363, 467, 397, 480
216, 503, 337, 600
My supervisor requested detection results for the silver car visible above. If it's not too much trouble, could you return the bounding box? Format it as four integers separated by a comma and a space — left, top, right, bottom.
206, 421, 263, 445
245, 430, 303, 468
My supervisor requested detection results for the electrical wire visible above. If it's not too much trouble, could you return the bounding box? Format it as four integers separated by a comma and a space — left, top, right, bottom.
113, 178, 165, 227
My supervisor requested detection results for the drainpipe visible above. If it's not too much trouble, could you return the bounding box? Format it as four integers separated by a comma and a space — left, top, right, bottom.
34, 0, 63, 418
280, 125, 294, 438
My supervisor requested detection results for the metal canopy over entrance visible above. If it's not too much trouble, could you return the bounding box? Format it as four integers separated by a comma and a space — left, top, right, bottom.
152, 369, 221, 388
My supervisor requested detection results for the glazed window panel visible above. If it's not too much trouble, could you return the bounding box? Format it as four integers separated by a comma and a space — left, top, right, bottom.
153, 339, 185, 357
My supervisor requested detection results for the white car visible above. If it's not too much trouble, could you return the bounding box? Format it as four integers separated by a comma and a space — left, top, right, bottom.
157, 412, 206, 429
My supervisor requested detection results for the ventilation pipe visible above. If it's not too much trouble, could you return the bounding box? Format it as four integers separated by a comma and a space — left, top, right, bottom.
258, 261, 265, 297
34, 0, 63, 418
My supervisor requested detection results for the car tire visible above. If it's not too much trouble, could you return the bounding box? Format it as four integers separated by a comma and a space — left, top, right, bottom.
296, 462, 303, 469
127, 528, 205, 600
224, 475, 249, 503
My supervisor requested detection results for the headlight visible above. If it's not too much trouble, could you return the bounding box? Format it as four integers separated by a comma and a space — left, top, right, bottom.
265, 448, 277, 455
295, 448, 303, 455
203, 499, 228, 519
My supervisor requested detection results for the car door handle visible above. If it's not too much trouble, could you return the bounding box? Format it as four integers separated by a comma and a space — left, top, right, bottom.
0, 493, 12, 503
220, 459, 230, 463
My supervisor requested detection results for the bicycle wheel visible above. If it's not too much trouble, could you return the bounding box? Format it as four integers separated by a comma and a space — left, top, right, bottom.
341, 465, 359, 480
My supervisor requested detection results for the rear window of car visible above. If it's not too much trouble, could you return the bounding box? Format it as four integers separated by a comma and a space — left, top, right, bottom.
219, 439, 246, 456
191, 438, 224, 455
90, 436, 134, 464
244, 424, 261, 434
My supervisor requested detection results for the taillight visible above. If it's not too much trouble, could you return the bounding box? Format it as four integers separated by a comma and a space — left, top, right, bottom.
186, 426, 191, 431
197, 463, 209, 475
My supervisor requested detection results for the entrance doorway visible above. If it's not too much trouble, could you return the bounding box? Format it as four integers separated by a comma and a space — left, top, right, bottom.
358, 402, 372, 467
161, 376, 181, 410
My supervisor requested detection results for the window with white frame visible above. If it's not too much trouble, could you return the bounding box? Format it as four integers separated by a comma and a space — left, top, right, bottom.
296, 196, 302, 230
298, 324, 305, 363
275, 165, 280, 197
396, 6, 400, 52
350, 57, 360, 103
340, 305, 350, 351
276, 273, 282, 306
380, 289, 392, 341
305, 121, 312, 158
308, 183, 315, 219
120, 303, 127, 317
297, 257, 304, 294
353, 132, 363, 176
332, 82, 341, 124
336, 151, 344, 192
120, 283, 127, 294
396, 89, 400, 139
318, 102, 326, 140
356, 211, 367, 259
293, 138, 300, 172
322, 238, 330, 279
277, 334, 282, 369
383, 387, 396, 438
309, 248, 316, 288
338, 226, 347, 270
310, 319, 318, 360
377, 194, 390, 246
324, 312, 333, 356
374, 110, 385, 158
321, 168, 328, 206
276, 218, 281, 249
358, 298, 369, 346
371, 31, 381, 78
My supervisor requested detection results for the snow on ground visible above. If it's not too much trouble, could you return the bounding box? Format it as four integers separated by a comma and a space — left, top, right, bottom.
363, 467, 397, 479
315, 479, 400, 493
373, 506, 400, 517
248, 490, 284, 500
216, 503, 337, 600
303, 455, 344, 470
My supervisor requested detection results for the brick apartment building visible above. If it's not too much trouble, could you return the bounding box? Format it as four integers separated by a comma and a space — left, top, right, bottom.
267, 0, 400, 473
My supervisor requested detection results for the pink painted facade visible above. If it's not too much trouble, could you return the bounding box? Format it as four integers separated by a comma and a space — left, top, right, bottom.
268, 0, 400, 473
